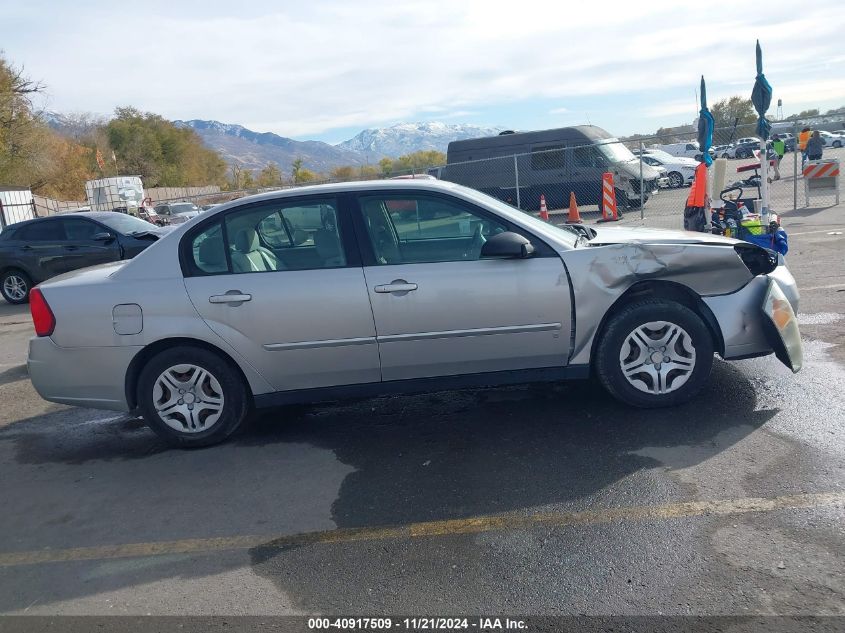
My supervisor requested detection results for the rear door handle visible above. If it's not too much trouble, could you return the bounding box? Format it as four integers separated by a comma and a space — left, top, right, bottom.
374, 281, 418, 294
209, 292, 252, 304
64, 245, 79, 251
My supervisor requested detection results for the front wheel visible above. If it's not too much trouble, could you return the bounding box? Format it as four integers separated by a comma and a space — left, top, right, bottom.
137, 346, 250, 447
1, 270, 32, 304
667, 172, 684, 188
834, 141, 842, 148
595, 299, 714, 408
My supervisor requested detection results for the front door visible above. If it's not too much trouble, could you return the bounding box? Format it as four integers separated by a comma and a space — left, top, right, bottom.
353, 192, 571, 381
182, 196, 380, 391
59, 218, 121, 273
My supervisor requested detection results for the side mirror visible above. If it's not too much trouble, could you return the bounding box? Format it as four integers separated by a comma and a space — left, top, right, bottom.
93, 232, 115, 242
481, 231, 535, 259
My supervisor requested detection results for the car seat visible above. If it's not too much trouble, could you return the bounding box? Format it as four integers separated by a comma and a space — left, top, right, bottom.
231, 228, 283, 273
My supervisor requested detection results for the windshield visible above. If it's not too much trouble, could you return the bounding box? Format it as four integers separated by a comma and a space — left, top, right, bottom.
170, 203, 200, 214
596, 138, 637, 163
456, 186, 579, 248
97, 213, 158, 235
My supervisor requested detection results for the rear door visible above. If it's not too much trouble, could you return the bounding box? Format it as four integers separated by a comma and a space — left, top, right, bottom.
9, 220, 68, 281
352, 191, 571, 381
182, 195, 380, 391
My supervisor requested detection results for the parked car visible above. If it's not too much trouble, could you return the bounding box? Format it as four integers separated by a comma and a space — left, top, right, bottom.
154, 202, 202, 225
0, 212, 166, 304
139, 206, 167, 226
819, 131, 844, 148
712, 144, 732, 158
650, 141, 705, 161
638, 154, 697, 188
27, 180, 802, 447
725, 140, 761, 159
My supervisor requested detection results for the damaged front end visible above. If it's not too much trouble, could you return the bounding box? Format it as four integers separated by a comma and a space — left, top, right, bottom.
560, 228, 802, 372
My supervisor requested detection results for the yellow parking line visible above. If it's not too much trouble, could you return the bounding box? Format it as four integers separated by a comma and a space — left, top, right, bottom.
0, 492, 841, 568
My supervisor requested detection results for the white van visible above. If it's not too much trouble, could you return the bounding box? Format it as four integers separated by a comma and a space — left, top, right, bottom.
650, 141, 704, 161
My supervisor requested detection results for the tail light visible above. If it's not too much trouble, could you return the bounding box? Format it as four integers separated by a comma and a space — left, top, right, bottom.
29, 288, 56, 337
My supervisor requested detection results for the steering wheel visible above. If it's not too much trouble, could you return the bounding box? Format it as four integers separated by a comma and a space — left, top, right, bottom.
466, 223, 486, 259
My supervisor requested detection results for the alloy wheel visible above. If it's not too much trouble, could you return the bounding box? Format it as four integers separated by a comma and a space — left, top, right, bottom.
619, 321, 696, 395
668, 172, 684, 188
152, 363, 225, 433
3, 275, 27, 302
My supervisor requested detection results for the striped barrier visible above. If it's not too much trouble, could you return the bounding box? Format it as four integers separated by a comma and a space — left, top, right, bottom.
803, 159, 840, 207
597, 172, 620, 222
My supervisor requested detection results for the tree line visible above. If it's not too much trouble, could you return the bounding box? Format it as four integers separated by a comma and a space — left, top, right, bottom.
625, 96, 845, 146
1, 54, 447, 201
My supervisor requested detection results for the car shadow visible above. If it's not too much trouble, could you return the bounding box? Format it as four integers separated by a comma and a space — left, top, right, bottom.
0, 359, 777, 613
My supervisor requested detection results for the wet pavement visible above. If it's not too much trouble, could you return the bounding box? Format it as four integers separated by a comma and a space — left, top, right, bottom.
0, 202, 842, 617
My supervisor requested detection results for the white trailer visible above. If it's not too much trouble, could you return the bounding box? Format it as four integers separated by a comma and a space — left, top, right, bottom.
85, 176, 145, 214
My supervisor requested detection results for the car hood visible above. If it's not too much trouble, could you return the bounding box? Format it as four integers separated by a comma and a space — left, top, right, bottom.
618, 159, 661, 179
128, 226, 170, 240
588, 225, 738, 247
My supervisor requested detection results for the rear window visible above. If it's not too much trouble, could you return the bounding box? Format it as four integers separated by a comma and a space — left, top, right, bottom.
15, 221, 64, 241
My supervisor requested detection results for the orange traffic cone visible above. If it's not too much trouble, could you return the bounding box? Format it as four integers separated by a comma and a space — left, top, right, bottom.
597, 172, 620, 223
566, 192, 582, 224
539, 194, 550, 221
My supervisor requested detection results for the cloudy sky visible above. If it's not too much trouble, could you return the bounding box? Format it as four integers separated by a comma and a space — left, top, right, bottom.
3, 0, 845, 143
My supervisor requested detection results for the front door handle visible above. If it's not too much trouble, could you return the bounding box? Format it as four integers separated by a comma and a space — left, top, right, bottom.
374, 281, 418, 294
209, 292, 252, 304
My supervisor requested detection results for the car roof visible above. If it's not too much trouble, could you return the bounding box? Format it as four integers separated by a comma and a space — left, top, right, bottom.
206, 179, 471, 212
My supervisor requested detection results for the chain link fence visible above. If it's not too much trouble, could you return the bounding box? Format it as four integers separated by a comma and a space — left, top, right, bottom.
4, 114, 841, 232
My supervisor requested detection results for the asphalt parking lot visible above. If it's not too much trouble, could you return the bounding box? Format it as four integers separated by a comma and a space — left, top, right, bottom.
0, 197, 843, 618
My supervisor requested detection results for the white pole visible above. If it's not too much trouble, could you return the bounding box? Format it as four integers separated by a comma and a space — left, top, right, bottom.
760, 142, 769, 224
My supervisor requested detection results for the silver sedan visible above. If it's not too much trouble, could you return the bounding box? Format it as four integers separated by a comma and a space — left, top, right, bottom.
27, 180, 802, 447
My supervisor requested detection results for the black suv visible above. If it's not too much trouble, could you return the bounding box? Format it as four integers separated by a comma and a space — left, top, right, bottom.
0, 212, 166, 304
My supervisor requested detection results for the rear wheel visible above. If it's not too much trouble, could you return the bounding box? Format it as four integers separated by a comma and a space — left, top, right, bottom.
595, 299, 714, 408
137, 346, 249, 447
1, 270, 32, 304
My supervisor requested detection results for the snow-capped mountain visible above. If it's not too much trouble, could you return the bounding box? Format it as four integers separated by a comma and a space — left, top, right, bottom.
174, 120, 365, 173
337, 122, 505, 158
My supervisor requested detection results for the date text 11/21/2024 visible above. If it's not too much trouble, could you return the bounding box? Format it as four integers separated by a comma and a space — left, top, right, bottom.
307, 617, 528, 630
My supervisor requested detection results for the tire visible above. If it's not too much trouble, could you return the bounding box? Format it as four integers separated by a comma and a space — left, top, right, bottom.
137, 345, 250, 447
834, 141, 842, 148
1, 269, 32, 304
595, 299, 714, 408
667, 171, 684, 189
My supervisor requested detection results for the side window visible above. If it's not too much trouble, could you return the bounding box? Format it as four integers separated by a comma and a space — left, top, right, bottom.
530, 144, 565, 171
190, 220, 228, 275
63, 219, 102, 241
686, 144, 697, 151
572, 146, 602, 168
359, 194, 508, 265
225, 198, 345, 274
16, 221, 65, 241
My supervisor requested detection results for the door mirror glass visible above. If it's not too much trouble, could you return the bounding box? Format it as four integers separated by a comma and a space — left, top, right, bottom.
481, 231, 534, 259
92, 232, 114, 242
